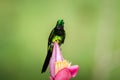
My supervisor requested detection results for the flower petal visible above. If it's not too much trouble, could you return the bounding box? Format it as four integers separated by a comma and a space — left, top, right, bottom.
55, 42, 64, 61
49, 42, 63, 77
54, 68, 72, 80
68, 65, 79, 77
49, 76, 53, 80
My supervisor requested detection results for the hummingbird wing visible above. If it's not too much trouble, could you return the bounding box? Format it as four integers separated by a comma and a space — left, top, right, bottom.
41, 29, 54, 73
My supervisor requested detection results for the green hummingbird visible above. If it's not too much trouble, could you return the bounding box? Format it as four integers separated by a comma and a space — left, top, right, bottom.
41, 20, 66, 73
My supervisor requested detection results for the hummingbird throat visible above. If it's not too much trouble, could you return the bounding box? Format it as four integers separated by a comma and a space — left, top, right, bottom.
52, 36, 62, 43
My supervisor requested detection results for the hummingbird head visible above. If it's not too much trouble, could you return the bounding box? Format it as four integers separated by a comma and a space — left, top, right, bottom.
56, 19, 64, 29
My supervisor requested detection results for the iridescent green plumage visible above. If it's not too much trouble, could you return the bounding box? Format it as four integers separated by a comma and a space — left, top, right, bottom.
41, 20, 66, 73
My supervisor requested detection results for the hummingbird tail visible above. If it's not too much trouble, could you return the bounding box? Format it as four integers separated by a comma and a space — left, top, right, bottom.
41, 49, 52, 73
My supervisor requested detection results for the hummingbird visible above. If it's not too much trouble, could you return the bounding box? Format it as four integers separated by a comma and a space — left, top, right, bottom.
41, 20, 66, 73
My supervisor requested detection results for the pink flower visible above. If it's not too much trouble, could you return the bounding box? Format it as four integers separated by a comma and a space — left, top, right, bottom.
49, 42, 79, 80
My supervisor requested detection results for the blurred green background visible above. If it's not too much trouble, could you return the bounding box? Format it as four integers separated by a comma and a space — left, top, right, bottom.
0, 0, 120, 80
